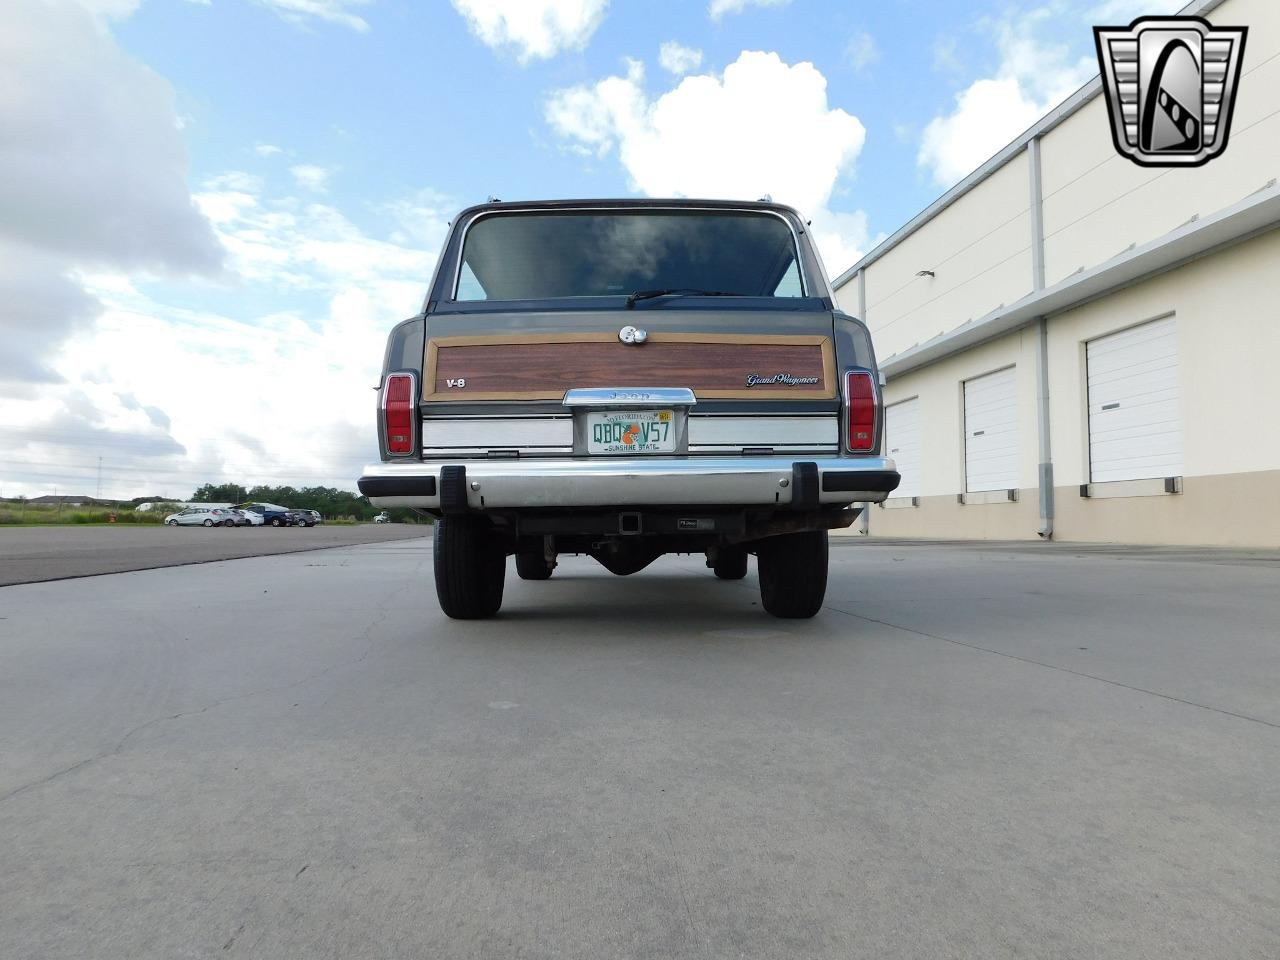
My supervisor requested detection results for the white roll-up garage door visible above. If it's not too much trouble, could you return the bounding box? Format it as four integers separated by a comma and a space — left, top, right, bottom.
964, 367, 1018, 493
1087, 316, 1182, 483
885, 398, 921, 499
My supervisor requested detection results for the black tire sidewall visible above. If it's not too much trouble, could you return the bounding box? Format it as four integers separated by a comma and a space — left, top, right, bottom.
757, 530, 828, 618
515, 551, 554, 581
713, 546, 749, 580
434, 517, 506, 618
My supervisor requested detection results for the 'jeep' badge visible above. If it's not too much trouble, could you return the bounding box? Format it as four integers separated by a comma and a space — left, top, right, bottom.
1094, 16, 1246, 168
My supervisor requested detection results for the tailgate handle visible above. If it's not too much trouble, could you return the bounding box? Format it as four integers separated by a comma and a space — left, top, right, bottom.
563, 387, 697, 407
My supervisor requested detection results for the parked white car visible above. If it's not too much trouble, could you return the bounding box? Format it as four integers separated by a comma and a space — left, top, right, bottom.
227, 508, 264, 527
165, 506, 235, 527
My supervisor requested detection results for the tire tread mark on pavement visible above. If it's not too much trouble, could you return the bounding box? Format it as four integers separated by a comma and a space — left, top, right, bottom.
664, 825, 706, 958
0, 556, 419, 806
222, 922, 246, 951
828, 606, 1280, 732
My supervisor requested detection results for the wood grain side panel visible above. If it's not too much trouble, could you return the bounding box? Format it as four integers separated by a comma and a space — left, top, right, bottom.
424, 333, 835, 400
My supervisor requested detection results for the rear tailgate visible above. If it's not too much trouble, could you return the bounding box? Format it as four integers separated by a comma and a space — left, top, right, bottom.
417, 307, 840, 457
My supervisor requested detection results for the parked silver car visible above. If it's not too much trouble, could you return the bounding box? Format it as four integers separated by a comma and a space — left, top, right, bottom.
164, 506, 236, 527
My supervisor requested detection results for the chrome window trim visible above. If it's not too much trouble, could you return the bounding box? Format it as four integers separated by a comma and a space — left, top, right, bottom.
449, 206, 810, 303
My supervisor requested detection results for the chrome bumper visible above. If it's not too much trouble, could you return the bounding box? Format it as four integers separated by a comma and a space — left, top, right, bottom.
358, 456, 899, 509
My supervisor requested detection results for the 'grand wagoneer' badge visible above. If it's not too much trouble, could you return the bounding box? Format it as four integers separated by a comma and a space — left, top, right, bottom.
745, 373, 821, 387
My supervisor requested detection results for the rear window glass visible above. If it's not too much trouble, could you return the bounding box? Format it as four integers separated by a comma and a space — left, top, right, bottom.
455, 210, 805, 301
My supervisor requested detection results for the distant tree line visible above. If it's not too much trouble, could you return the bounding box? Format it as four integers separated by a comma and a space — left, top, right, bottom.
189, 483, 421, 522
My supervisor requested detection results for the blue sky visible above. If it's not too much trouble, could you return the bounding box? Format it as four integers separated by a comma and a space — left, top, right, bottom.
112, 1, 1108, 246
0, 0, 1163, 499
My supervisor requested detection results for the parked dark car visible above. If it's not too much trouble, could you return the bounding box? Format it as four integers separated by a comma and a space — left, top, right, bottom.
287, 511, 316, 527
240, 502, 293, 527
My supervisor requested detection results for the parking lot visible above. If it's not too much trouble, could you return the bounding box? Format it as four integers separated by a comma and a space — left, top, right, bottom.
0, 523, 431, 586
2, 537, 1278, 959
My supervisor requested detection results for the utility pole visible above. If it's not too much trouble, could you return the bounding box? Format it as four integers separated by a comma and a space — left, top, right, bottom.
97, 456, 103, 499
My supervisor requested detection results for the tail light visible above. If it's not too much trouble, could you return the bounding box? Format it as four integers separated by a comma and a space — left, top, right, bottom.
845, 370, 877, 452
384, 373, 415, 454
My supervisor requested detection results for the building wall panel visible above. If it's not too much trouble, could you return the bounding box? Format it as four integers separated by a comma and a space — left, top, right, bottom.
861, 152, 1032, 361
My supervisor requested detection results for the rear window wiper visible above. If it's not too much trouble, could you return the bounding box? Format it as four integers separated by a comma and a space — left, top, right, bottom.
625, 288, 746, 308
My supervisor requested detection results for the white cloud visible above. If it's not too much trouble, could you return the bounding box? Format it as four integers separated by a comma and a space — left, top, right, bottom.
658, 41, 703, 76
918, 12, 1094, 187
73, 0, 143, 17
195, 173, 441, 289
932, 35, 963, 75
847, 30, 878, 71
255, 0, 373, 32
377, 188, 459, 248
0, 0, 222, 388
545, 51, 869, 273
450, 0, 608, 63
808, 209, 871, 284
255, 143, 285, 157
708, 0, 790, 21
74, 0, 371, 29
1, 175, 454, 499
290, 164, 332, 192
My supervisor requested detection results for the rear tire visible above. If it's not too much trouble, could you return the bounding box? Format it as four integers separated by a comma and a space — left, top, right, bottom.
712, 546, 748, 580
203, 519, 214, 527
516, 551, 554, 581
434, 517, 506, 619
757, 530, 828, 619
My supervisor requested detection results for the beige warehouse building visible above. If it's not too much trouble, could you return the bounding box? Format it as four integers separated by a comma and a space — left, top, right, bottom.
834, 0, 1279, 547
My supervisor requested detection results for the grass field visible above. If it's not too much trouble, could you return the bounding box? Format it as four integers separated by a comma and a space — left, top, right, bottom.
0, 504, 175, 526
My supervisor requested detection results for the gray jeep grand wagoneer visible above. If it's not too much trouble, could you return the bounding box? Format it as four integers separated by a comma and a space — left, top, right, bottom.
358, 199, 899, 619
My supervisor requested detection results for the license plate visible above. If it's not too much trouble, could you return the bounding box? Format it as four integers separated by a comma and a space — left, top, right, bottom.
586, 410, 675, 455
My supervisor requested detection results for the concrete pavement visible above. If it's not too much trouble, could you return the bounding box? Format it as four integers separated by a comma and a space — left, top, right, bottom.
0, 523, 432, 586
1, 539, 1277, 959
